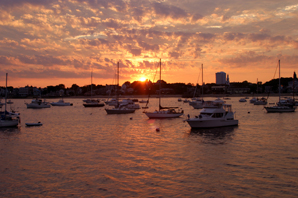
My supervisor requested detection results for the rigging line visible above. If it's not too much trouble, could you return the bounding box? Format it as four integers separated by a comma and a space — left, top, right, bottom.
145, 62, 160, 107
273, 60, 279, 79
266, 60, 279, 100
194, 68, 201, 97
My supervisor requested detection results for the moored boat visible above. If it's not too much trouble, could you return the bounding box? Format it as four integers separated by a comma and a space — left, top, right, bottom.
186, 100, 238, 128
105, 62, 135, 114
264, 60, 296, 113
26, 98, 51, 109
51, 99, 73, 106
143, 59, 184, 119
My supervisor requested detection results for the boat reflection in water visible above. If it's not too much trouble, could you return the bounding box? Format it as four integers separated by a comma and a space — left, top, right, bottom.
189, 126, 238, 144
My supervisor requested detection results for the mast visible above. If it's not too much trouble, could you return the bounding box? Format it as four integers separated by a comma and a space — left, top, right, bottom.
293, 71, 296, 101
5, 73, 7, 115
278, 59, 281, 102
159, 58, 161, 111
202, 64, 203, 100
91, 71, 93, 99
117, 62, 119, 107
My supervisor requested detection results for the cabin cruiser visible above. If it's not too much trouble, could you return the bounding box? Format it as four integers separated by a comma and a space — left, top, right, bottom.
106, 98, 140, 109
249, 97, 257, 103
239, 98, 247, 102
51, 99, 73, 106
105, 104, 136, 114
253, 97, 267, 105
25, 98, 51, 108
186, 100, 238, 128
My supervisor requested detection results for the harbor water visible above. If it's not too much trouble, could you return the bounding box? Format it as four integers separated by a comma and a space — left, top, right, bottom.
1, 97, 298, 197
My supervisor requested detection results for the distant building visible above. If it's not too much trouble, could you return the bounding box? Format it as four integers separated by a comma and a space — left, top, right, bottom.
216, 72, 226, 85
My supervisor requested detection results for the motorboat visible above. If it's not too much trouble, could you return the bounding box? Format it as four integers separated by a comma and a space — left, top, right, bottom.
183, 99, 190, 103
105, 104, 136, 114
143, 59, 184, 119
186, 100, 238, 128
7, 100, 13, 104
254, 97, 267, 105
249, 97, 257, 103
51, 99, 73, 106
239, 98, 247, 102
25, 98, 51, 108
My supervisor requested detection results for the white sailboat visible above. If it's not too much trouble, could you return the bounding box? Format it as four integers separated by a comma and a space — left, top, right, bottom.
105, 62, 135, 114
83, 71, 104, 107
189, 64, 204, 109
0, 73, 20, 128
264, 60, 295, 113
143, 59, 184, 118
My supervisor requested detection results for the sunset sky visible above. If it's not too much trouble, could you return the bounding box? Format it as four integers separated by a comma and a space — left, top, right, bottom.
1, 0, 298, 88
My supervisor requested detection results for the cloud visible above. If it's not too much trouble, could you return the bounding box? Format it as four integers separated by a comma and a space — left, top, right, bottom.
152, 2, 188, 19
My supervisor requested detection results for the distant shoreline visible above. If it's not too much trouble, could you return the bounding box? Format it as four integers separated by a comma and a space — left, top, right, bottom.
12, 93, 297, 99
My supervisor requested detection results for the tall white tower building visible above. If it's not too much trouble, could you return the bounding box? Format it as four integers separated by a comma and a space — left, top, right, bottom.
216, 72, 226, 84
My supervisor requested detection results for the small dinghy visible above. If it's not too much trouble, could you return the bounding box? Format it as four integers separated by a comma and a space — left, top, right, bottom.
25, 122, 43, 126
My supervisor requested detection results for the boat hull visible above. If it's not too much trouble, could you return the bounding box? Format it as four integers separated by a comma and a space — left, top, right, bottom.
25, 123, 43, 126
264, 106, 295, 113
0, 119, 19, 128
26, 104, 51, 108
144, 112, 183, 119
187, 119, 238, 128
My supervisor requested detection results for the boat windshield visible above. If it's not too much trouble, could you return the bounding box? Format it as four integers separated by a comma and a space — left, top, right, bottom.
200, 112, 212, 117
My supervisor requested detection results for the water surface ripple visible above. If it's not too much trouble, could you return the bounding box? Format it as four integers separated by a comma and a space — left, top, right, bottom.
1, 97, 298, 197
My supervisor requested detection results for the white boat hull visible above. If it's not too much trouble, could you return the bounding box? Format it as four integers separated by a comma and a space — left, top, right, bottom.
144, 112, 183, 119
26, 103, 51, 108
0, 119, 19, 128
187, 119, 238, 128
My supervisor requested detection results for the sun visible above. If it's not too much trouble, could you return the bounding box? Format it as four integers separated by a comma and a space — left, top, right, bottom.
139, 77, 146, 82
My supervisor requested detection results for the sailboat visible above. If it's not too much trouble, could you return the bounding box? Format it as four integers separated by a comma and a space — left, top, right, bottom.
143, 59, 184, 118
189, 64, 204, 109
264, 60, 295, 113
0, 73, 20, 128
83, 71, 104, 107
105, 62, 135, 114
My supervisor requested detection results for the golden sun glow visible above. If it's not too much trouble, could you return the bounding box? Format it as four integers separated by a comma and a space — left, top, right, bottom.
139, 77, 146, 82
